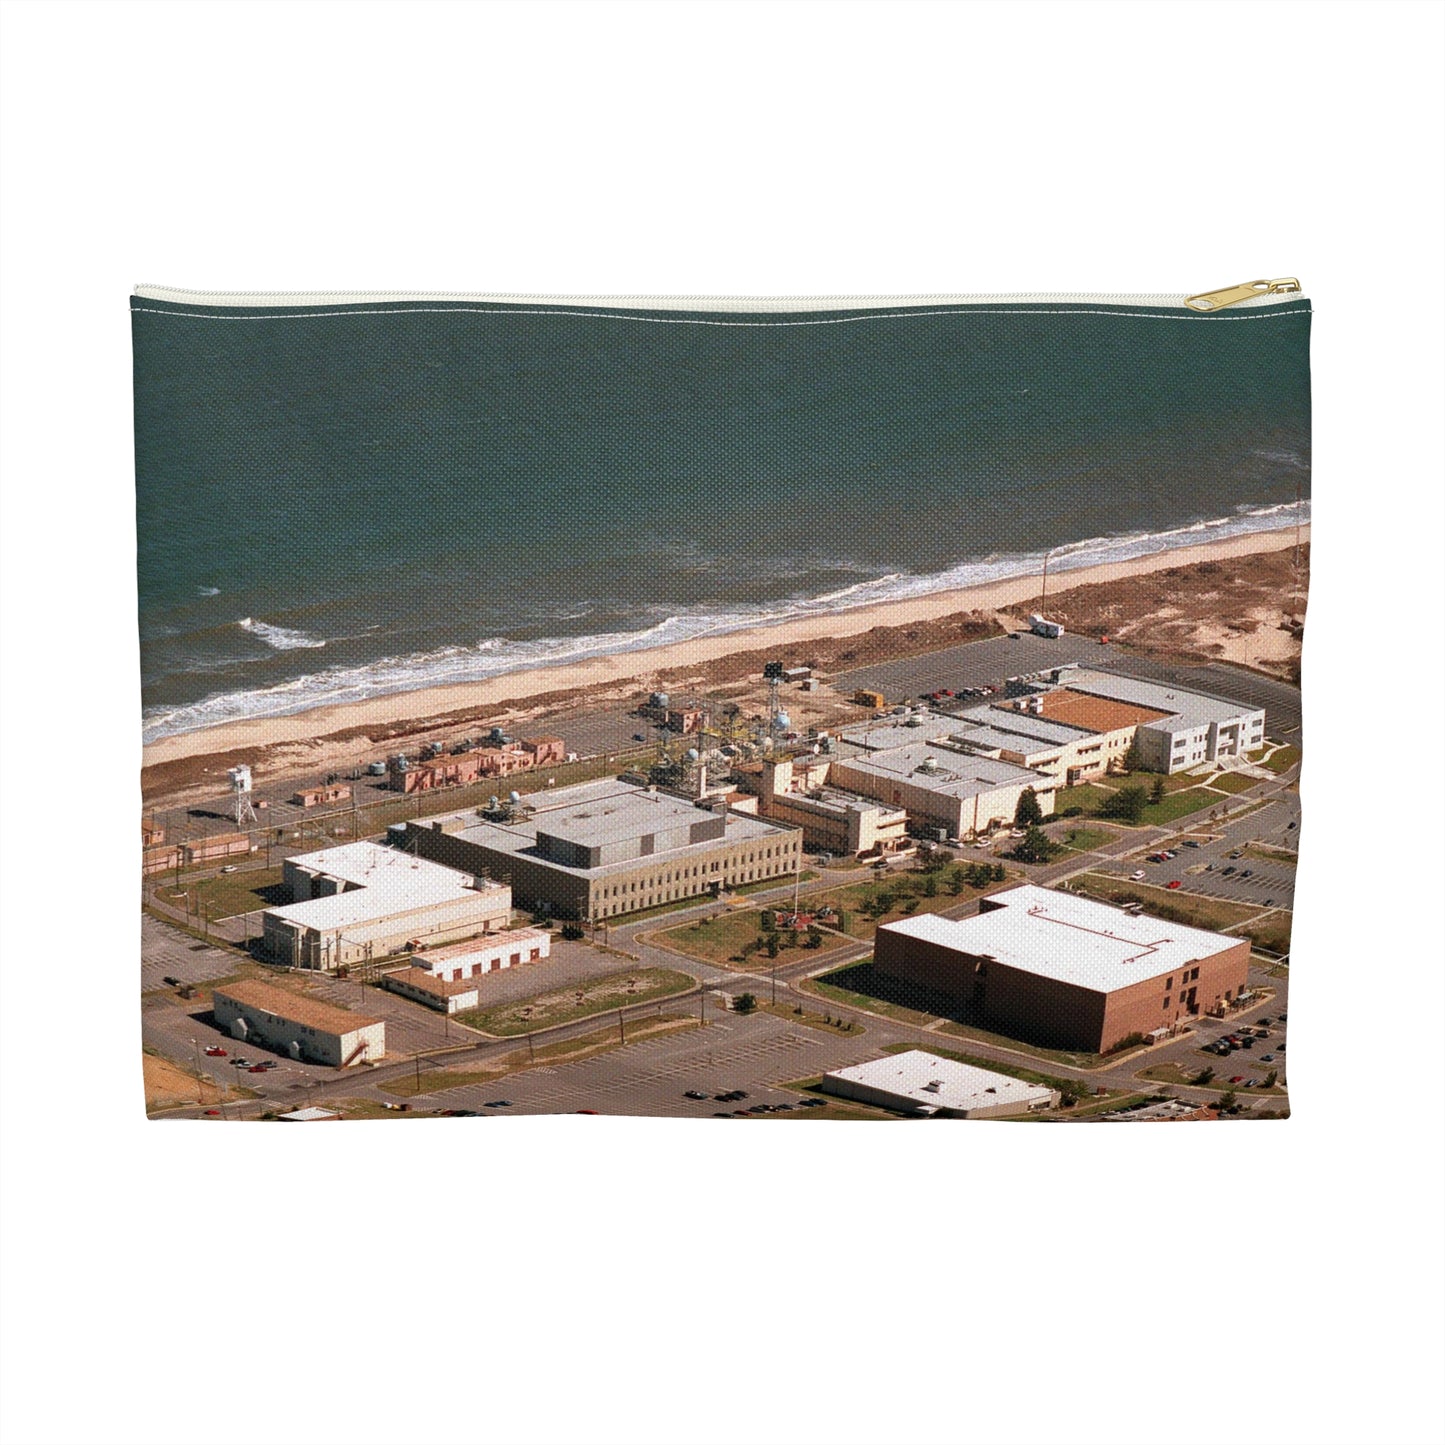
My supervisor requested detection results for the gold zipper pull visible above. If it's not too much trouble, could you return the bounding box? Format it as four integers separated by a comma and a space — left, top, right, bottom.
1184, 277, 1302, 312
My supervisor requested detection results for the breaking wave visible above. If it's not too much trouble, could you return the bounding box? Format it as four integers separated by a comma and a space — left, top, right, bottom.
144, 498, 1308, 743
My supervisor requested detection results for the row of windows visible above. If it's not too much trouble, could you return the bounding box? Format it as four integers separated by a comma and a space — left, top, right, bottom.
590, 857, 795, 917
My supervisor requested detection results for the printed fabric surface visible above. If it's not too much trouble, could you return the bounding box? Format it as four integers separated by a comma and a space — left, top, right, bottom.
133, 288, 1310, 1123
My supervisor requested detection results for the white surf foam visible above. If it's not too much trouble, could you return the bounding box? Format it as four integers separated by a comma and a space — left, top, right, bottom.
145, 500, 1309, 743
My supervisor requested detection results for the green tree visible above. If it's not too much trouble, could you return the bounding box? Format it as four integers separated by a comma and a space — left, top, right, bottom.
734, 992, 758, 1014
760, 909, 777, 932
1264, 1069, 1278, 1088
1192, 1065, 1216, 1086
805, 926, 823, 949
991, 862, 1006, 883
921, 874, 938, 898
1218, 1089, 1238, 1112
948, 867, 966, 895
1123, 737, 1146, 773
1013, 825, 1057, 864
766, 935, 780, 959
1150, 776, 1166, 805
1014, 786, 1044, 827
1100, 785, 1149, 824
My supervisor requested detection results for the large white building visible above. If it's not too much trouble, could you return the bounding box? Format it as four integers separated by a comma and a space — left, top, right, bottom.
261, 841, 513, 970
819, 1050, 1058, 1118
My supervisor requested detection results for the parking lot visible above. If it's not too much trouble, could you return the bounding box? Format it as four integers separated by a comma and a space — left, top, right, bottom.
346, 1008, 892, 1119
1100, 791, 1300, 911
834, 632, 1118, 706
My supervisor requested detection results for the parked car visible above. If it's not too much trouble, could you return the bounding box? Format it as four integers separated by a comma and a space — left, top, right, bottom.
1130, 869, 1147, 881
1183, 839, 1202, 848
1260, 1054, 1275, 1063
248, 1065, 268, 1073
684, 1090, 709, 1100
631, 732, 645, 742
1166, 880, 1183, 890
576, 1109, 600, 1115
1221, 865, 1237, 876
203, 1109, 220, 1117
204, 1046, 227, 1057
485, 1099, 513, 1108
1240, 869, 1255, 879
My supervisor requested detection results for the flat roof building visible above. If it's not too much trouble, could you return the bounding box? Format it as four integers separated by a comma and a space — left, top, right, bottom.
405, 779, 803, 921
874, 884, 1250, 1053
261, 841, 512, 971
820, 1050, 1058, 1119
381, 967, 480, 1015
212, 979, 385, 1066
1029, 668, 1266, 774
827, 744, 1055, 839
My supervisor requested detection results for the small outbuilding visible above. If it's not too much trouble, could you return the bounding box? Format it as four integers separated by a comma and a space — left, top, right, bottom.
819, 1050, 1058, 1119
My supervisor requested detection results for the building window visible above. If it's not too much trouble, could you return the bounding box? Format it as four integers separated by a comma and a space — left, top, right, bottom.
1163, 997, 1170, 1009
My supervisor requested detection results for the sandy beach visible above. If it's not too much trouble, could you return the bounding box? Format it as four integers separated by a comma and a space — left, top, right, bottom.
142, 526, 1308, 783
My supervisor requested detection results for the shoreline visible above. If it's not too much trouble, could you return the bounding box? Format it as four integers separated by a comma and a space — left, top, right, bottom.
142, 524, 1308, 772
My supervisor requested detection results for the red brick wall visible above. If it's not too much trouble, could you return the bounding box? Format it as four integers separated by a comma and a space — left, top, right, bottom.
1097, 938, 1250, 1051
874, 926, 1250, 1054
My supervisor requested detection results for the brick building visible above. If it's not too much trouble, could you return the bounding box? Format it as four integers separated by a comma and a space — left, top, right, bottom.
874, 884, 1250, 1053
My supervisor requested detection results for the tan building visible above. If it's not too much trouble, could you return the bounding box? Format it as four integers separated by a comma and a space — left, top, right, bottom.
212, 979, 385, 1066
745, 756, 909, 857
261, 841, 512, 970
874, 884, 1250, 1053
827, 744, 1055, 840
406, 778, 803, 921
381, 967, 480, 1015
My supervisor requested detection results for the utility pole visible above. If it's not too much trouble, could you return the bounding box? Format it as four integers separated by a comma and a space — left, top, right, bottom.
618, 1009, 626, 1045
1040, 546, 1051, 611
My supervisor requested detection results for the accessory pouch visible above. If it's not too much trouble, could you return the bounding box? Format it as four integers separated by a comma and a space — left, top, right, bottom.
133, 282, 1309, 1122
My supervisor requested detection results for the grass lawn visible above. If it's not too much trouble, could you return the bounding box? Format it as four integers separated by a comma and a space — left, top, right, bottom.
755, 1000, 865, 1036
1054, 826, 1118, 853
1054, 781, 1222, 828
931, 1018, 1116, 1071
656, 910, 827, 967
1136, 1060, 1286, 1095
1053, 783, 1116, 816
802, 960, 941, 1027
186, 866, 287, 920
1244, 843, 1298, 863
455, 966, 695, 1035
811, 870, 999, 939
730, 870, 819, 897
1205, 771, 1261, 796
1070, 873, 1261, 931
1262, 745, 1302, 774
772, 1076, 897, 1119
1236, 911, 1293, 954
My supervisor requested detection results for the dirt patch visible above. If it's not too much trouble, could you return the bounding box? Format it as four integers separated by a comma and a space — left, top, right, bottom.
143, 1052, 223, 1110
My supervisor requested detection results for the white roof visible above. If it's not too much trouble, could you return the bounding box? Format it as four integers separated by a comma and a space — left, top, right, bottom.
879, 884, 1240, 993
833, 743, 1048, 800
269, 841, 504, 931
824, 1050, 1054, 1113
277, 1107, 340, 1122
1062, 669, 1262, 728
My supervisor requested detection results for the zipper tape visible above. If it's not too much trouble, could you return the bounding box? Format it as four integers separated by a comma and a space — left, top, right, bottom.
134, 282, 1307, 314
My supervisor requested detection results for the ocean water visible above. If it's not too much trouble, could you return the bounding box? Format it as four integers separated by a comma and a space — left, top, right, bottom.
132, 298, 1311, 742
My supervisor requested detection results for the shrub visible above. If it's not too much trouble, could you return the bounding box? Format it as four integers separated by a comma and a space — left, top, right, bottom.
560, 923, 586, 941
